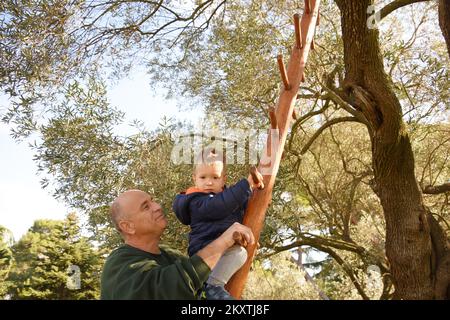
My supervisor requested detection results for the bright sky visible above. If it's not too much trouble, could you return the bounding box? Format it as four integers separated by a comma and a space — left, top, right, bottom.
0, 69, 201, 241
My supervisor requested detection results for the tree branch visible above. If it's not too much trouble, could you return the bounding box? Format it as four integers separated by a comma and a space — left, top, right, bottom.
423, 183, 450, 195
288, 97, 329, 156
78, 0, 224, 54
270, 236, 362, 255
320, 246, 370, 300
379, 0, 432, 20
300, 117, 362, 155
264, 238, 370, 299
317, 79, 369, 127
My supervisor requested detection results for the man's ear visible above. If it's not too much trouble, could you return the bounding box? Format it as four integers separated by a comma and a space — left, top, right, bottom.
119, 220, 135, 235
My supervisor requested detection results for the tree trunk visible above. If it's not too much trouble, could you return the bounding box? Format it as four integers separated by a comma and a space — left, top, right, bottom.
336, 0, 437, 299
439, 0, 450, 57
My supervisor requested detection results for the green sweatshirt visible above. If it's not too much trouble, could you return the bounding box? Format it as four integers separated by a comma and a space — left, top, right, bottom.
100, 244, 210, 300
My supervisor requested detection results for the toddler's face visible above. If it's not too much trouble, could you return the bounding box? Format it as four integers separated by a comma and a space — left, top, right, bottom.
193, 161, 226, 193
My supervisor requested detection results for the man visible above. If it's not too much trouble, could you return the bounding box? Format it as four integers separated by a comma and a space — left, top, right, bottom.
100, 189, 255, 300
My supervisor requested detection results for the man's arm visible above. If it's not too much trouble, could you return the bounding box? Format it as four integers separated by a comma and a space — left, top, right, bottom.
195, 222, 255, 269
141, 222, 254, 298
103, 253, 210, 300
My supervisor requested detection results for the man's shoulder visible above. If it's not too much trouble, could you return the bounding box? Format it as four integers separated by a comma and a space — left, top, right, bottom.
104, 245, 172, 274
104, 244, 126, 259
104, 244, 154, 264
160, 244, 187, 259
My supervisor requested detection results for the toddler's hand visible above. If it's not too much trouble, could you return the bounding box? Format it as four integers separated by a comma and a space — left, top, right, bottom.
247, 166, 264, 190
233, 231, 248, 247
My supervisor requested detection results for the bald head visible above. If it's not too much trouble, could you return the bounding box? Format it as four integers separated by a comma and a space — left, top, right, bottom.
110, 189, 148, 232
110, 189, 167, 252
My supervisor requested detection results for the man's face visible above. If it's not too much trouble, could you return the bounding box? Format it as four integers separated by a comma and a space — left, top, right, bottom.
193, 161, 226, 194
120, 190, 167, 236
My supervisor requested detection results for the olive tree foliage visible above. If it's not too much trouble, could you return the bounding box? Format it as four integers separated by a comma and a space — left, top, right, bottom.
148, 0, 293, 127
31, 77, 196, 250
1, 0, 230, 138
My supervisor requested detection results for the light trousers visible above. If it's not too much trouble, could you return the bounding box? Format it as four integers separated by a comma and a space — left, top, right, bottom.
207, 245, 248, 286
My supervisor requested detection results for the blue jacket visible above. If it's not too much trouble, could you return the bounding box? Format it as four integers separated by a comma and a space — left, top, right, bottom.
172, 179, 252, 256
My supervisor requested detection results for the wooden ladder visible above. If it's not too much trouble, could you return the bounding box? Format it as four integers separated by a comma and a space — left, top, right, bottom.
226, 0, 322, 299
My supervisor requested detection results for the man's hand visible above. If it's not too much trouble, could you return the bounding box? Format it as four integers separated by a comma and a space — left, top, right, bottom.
233, 231, 248, 247
197, 222, 255, 270
222, 222, 255, 248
